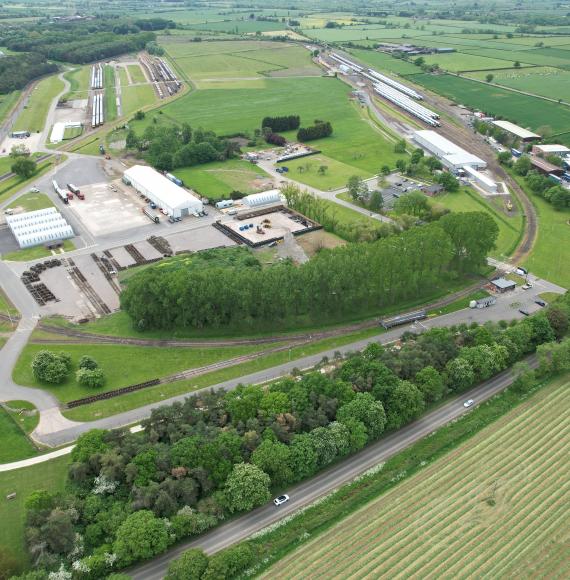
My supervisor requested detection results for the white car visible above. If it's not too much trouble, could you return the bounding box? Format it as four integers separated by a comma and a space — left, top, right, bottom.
273, 494, 289, 506
463, 399, 474, 408
522, 283, 533, 290
29, 187, 40, 193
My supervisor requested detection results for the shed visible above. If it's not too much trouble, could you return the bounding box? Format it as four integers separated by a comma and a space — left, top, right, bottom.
462, 165, 497, 193
530, 157, 564, 176
532, 144, 570, 157
492, 120, 540, 142
123, 165, 202, 218
491, 277, 516, 293
413, 130, 486, 170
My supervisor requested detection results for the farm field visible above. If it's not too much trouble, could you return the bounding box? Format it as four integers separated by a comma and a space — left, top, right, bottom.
0, 455, 70, 572
12, 341, 275, 404
121, 84, 156, 116
190, 18, 286, 33
460, 47, 570, 69
421, 52, 532, 72
135, 76, 406, 177
174, 158, 274, 199
118, 66, 129, 86
13, 74, 64, 132
409, 73, 570, 132
345, 49, 420, 75
264, 374, 570, 580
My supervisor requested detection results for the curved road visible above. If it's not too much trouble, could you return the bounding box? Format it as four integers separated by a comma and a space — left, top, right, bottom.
129, 356, 538, 580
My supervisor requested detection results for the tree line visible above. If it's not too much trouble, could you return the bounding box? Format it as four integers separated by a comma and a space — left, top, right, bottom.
14, 293, 570, 579
0, 53, 58, 94
261, 116, 300, 132
121, 210, 498, 331
297, 120, 333, 142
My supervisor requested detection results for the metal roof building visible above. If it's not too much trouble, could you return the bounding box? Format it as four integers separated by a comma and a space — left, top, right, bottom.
530, 157, 565, 175
492, 120, 541, 142
413, 130, 487, 170
462, 165, 497, 193
532, 144, 570, 157
491, 277, 516, 293
6, 207, 74, 248
123, 165, 203, 218
242, 190, 282, 208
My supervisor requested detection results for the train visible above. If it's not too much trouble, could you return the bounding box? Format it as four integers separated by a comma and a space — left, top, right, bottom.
91, 64, 103, 89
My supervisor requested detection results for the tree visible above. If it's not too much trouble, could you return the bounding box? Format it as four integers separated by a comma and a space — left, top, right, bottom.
497, 151, 512, 166
166, 549, 209, 580
414, 56, 425, 67
337, 393, 386, 440
436, 171, 459, 192
223, 463, 271, 513
380, 165, 391, 176
11, 156, 36, 178
514, 61, 521, 68
76, 367, 106, 389
0, 547, 18, 580
10, 144, 30, 158
78, 355, 98, 370
411, 148, 424, 164
114, 510, 169, 566
251, 439, 292, 486
289, 433, 318, 480
486, 73, 494, 83
318, 165, 328, 175
394, 139, 407, 154
386, 381, 425, 429
414, 366, 444, 403
546, 306, 569, 340
396, 159, 407, 172
347, 175, 367, 201
31, 351, 70, 384
550, 188, 570, 211
125, 129, 139, 149
394, 191, 429, 217
445, 357, 475, 392
368, 190, 384, 212
71, 429, 109, 462
514, 155, 531, 176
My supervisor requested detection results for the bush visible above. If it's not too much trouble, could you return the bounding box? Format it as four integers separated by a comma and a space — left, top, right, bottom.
261, 115, 300, 132
265, 132, 286, 146
76, 367, 106, 389
297, 121, 333, 142
166, 548, 209, 580
78, 355, 99, 370
31, 351, 71, 384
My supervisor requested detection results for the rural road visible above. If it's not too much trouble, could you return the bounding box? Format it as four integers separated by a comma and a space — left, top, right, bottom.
129, 356, 538, 580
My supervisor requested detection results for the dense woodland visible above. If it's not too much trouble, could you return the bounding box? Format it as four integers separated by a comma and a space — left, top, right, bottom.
16, 292, 570, 578
121, 211, 498, 331
0, 53, 58, 94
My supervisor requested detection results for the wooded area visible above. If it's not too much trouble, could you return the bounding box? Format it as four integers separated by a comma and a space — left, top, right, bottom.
0, 53, 58, 94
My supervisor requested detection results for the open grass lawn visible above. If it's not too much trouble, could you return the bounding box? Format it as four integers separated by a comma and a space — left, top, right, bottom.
63, 125, 83, 140
410, 73, 570, 132
104, 65, 117, 122
432, 188, 523, 260
12, 342, 278, 404
461, 47, 570, 69
135, 77, 405, 179
4, 401, 39, 435
127, 63, 147, 84
264, 375, 570, 579
6, 192, 54, 212
63, 65, 90, 100
0, 159, 55, 206
121, 85, 157, 117
2, 239, 74, 262
422, 52, 532, 72
0, 455, 70, 573
0, 406, 37, 463
191, 18, 286, 33
0, 90, 21, 125
118, 66, 129, 87
174, 158, 273, 198
13, 75, 64, 133
285, 154, 373, 190
346, 49, 420, 75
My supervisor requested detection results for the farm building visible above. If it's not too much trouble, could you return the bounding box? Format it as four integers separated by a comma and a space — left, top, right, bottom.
530, 157, 565, 176
462, 166, 497, 193
532, 144, 570, 158
243, 190, 282, 208
413, 130, 487, 170
123, 165, 203, 218
6, 207, 74, 248
490, 277, 516, 293
492, 120, 540, 142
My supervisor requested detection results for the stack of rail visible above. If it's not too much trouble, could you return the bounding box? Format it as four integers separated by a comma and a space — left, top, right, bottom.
91, 64, 103, 89
365, 69, 423, 99
91, 92, 104, 128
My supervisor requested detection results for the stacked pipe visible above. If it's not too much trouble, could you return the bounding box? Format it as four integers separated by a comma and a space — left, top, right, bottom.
366, 69, 423, 100
91, 92, 104, 128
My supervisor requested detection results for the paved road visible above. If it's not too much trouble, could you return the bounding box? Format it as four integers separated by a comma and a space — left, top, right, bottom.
130, 355, 538, 580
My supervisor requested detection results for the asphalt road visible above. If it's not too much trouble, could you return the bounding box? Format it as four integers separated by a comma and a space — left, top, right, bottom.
130, 355, 538, 580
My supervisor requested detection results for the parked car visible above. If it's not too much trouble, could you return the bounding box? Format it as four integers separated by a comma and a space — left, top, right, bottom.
273, 494, 289, 506
522, 283, 533, 290
519, 308, 530, 316
535, 299, 547, 307
463, 399, 474, 408
29, 187, 40, 193
515, 267, 528, 276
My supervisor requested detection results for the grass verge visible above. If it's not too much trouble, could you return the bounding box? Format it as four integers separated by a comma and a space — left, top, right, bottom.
0, 405, 38, 463
2, 239, 74, 262
6, 192, 54, 212
13, 75, 64, 133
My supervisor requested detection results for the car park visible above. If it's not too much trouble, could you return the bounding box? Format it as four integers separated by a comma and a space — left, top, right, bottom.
463, 399, 474, 408
273, 494, 289, 506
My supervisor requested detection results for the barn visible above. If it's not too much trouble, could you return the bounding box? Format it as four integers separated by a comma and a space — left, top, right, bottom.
123, 165, 203, 218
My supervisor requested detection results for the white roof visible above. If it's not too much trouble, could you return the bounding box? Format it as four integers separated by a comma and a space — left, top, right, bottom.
415, 130, 465, 155
492, 120, 540, 140
415, 130, 486, 168
445, 153, 486, 167
124, 165, 200, 211
535, 144, 570, 153
243, 189, 281, 207
6, 207, 74, 248
462, 165, 496, 187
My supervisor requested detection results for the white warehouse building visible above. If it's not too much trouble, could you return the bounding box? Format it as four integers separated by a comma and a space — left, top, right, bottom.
123, 165, 203, 218
6, 207, 74, 248
462, 165, 497, 194
413, 130, 487, 170
242, 189, 282, 208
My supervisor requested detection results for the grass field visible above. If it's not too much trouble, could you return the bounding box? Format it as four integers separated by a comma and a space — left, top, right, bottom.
13, 75, 64, 133
6, 192, 54, 212
0, 158, 56, 206
409, 73, 570, 132
127, 63, 147, 84
2, 239, 74, 262
104, 65, 117, 122
12, 342, 277, 404
121, 85, 157, 116
63, 65, 90, 100
4, 401, 39, 435
0, 455, 69, 572
422, 52, 532, 72
173, 158, 273, 198
0, 90, 21, 125
118, 66, 129, 87
346, 49, 420, 75
264, 375, 570, 579
0, 406, 37, 463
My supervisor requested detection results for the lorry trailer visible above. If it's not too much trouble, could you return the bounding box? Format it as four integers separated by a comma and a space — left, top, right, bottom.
142, 207, 160, 223
67, 183, 84, 199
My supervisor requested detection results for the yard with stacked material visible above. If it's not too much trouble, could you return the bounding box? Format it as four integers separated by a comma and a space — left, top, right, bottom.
264, 375, 570, 579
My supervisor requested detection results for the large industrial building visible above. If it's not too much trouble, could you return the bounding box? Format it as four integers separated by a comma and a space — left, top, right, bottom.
123, 165, 203, 218
413, 130, 487, 170
6, 207, 74, 248
492, 120, 540, 142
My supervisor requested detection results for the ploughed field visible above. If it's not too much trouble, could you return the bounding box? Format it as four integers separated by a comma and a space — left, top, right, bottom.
263, 376, 570, 579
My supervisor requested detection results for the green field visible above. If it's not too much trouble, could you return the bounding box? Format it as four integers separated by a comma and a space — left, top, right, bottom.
346, 49, 421, 75
2, 239, 74, 262
13, 75, 64, 133
461, 47, 570, 69
4, 401, 39, 435
121, 84, 157, 116
0, 406, 37, 463
144, 76, 405, 178
0, 90, 21, 125
63, 65, 90, 100
174, 158, 273, 198
127, 63, 147, 84
422, 52, 532, 72
118, 66, 129, 86
12, 341, 276, 404
6, 192, 54, 212
0, 158, 56, 206
409, 73, 570, 132
104, 65, 117, 121
0, 455, 70, 573
264, 375, 570, 579
63, 125, 83, 140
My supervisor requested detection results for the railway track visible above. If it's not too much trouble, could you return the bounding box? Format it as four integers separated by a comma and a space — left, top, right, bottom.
63, 258, 111, 317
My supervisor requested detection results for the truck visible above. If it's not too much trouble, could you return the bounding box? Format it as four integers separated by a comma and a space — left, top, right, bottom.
142, 207, 160, 223
165, 173, 183, 187
52, 180, 71, 204
67, 183, 84, 200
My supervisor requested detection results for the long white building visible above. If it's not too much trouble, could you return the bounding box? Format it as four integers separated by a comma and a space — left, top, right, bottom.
6, 207, 74, 248
123, 165, 203, 218
413, 130, 487, 170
